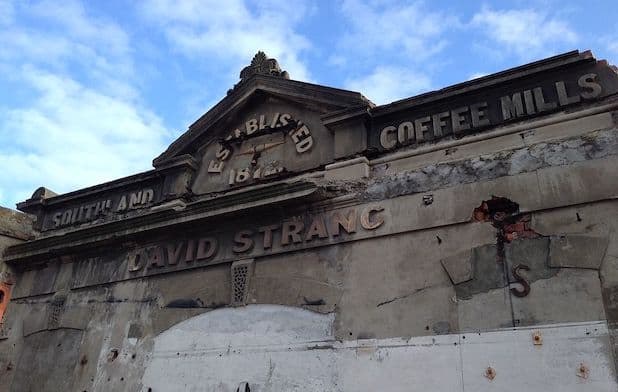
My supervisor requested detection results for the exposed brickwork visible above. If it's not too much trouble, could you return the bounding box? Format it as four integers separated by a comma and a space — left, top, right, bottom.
503, 214, 539, 242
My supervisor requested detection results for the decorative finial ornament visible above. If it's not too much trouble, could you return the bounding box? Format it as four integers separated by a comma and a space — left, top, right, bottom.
239, 51, 289, 81
30, 187, 57, 200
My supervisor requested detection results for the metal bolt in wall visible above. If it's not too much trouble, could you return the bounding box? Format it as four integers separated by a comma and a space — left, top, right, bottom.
484, 366, 496, 380
577, 363, 589, 379
532, 331, 543, 346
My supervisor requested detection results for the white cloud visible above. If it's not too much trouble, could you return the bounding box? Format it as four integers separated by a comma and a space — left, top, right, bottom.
338, 0, 456, 62
471, 7, 578, 60
328, 54, 347, 67
334, 1, 457, 105
139, 0, 312, 81
29, 0, 130, 57
0, 1, 169, 207
0, 0, 134, 96
346, 66, 431, 105
0, 68, 168, 207
468, 72, 488, 80
606, 39, 618, 65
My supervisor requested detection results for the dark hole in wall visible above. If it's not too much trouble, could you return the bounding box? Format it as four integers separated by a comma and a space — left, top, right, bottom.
165, 298, 205, 308
473, 196, 520, 223
107, 349, 119, 362
236, 383, 251, 392
302, 297, 325, 306
0, 289, 4, 303
473, 196, 521, 263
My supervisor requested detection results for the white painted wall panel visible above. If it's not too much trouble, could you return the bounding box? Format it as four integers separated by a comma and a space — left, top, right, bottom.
461, 322, 616, 392
142, 306, 617, 392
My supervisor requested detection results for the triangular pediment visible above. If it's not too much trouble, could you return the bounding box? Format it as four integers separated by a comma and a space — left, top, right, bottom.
153, 70, 372, 196
153, 74, 372, 168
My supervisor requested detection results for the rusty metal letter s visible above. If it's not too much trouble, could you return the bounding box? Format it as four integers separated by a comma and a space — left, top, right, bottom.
511, 264, 531, 297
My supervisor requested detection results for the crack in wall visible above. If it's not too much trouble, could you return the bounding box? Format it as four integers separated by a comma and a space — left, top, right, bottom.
376, 285, 431, 308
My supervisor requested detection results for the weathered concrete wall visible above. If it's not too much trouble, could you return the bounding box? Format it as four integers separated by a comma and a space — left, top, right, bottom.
2, 106, 617, 391
0, 207, 33, 391
2, 50, 618, 391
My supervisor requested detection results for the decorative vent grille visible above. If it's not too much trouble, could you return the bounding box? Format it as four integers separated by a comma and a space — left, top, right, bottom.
230, 259, 254, 306
48, 295, 66, 329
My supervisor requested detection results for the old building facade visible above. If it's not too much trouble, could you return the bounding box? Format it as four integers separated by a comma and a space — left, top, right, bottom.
1, 50, 618, 391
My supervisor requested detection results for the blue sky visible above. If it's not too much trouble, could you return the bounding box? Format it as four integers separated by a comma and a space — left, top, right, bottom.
0, 0, 616, 208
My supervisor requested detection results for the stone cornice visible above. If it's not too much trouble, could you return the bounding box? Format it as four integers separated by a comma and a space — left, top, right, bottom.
370, 50, 596, 118
4, 181, 320, 264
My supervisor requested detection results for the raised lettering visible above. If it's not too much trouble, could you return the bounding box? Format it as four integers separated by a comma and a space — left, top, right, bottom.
523, 90, 536, 114
451, 106, 470, 134
555, 81, 580, 106
229, 168, 236, 185
84, 204, 95, 219
233, 230, 254, 253
166, 242, 184, 266
185, 239, 195, 263
270, 112, 280, 128
196, 237, 217, 260
216, 145, 231, 161
52, 212, 62, 228
281, 221, 304, 245
208, 160, 224, 173
235, 168, 251, 183
296, 136, 313, 153
116, 195, 127, 212
258, 224, 279, 249
470, 102, 490, 128
397, 121, 414, 144
252, 167, 262, 179
129, 191, 142, 209
500, 93, 524, 120
146, 246, 165, 269
305, 217, 328, 241
142, 190, 154, 204
93, 202, 104, 217
510, 264, 531, 297
414, 116, 432, 142
431, 112, 450, 137
70, 207, 79, 223
291, 126, 313, 152
279, 113, 291, 126
360, 206, 385, 230
533, 87, 557, 112
245, 119, 259, 135
331, 209, 357, 236
259, 114, 268, 130
290, 125, 313, 153
127, 251, 144, 272
61, 210, 72, 226
380, 126, 397, 149
578, 73, 602, 99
